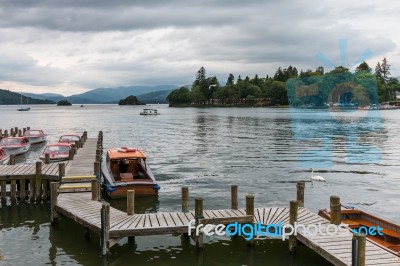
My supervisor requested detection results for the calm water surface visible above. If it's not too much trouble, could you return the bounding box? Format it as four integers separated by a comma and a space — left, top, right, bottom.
0, 105, 399, 265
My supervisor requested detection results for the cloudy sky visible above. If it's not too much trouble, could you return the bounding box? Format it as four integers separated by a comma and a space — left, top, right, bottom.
0, 0, 399, 96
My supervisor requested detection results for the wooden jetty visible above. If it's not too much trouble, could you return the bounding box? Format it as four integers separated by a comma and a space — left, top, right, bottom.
0, 130, 91, 201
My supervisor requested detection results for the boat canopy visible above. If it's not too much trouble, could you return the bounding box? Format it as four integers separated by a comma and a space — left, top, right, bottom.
108, 147, 146, 160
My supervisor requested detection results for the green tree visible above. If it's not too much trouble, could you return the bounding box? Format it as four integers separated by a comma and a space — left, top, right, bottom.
167, 87, 192, 106
226, 74, 235, 85
381, 57, 391, 83
355, 61, 372, 74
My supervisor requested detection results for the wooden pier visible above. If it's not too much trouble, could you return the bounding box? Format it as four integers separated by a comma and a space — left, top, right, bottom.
2, 130, 399, 265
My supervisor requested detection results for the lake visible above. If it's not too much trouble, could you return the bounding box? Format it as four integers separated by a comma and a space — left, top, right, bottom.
0, 105, 399, 265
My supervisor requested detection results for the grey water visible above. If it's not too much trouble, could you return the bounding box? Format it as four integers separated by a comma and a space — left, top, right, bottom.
0, 105, 399, 265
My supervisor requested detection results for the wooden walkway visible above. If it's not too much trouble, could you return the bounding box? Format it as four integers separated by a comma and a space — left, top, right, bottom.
0, 161, 71, 178
65, 138, 97, 176
55, 193, 400, 265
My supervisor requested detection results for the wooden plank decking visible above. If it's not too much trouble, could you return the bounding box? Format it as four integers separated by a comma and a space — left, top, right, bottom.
65, 138, 97, 176
55, 192, 400, 266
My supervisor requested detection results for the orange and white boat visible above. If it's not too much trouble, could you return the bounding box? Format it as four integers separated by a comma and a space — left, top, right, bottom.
101, 147, 160, 198
319, 207, 400, 255
0, 147, 10, 165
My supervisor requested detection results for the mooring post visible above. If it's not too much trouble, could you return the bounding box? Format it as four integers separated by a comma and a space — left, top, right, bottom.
50, 182, 59, 224
69, 149, 74, 160
94, 161, 100, 176
182, 187, 189, 212
91, 179, 99, 201
18, 130, 22, 137
10, 180, 16, 201
58, 163, 65, 179
231, 185, 238, 210
35, 161, 42, 201
245, 194, 255, 246
101, 202, 110, 257
71, 144, 77, 155
0, 181, 6, 202
45, 153, 50, 164
4, 129, 8, 137
289, 200, 298, 254
296, 182, 305, 207
29, 179, 35, 202
195, 197, 204, 250
20, 179, 26, 200
127, 190, 135, 215
9, 154, 16, 165
74, 140, 79, 151
23, 128, 26, 134
330, 196, 341, 225
352, 233, 366, 266
83, 131, 87, 142
27, 126, 30, 130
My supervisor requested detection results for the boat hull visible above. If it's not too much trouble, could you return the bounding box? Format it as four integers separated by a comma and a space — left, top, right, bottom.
0, 155, 10, 165
1, 145, 30, 155
105, 183, 159, 198
28, 136, 47, 144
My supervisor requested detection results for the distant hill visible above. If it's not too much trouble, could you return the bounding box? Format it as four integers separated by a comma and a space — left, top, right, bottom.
118, 95, 145, 105
21, 85, 178, 104
137, 89, 174, 104
0, 89, 55, 105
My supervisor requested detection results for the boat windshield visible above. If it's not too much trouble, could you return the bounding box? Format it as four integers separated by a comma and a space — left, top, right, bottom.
25, 130, 42, 136
46, 146, 70, 153
0, 139, 22, 145
59, 136, 80, 143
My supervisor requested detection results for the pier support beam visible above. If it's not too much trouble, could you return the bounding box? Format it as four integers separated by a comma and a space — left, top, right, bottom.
182, 187, 189, 212
101, 202, 110, 257
289, 200, 298, 254
231, 185, 238, 210
35, 161, 42, 201
352, 233, 366, 266
195, 197, 204, 250
246, 194, 255, 247
0, 181, 5, 202
330, 196, 341, 225
296, 182, 305, 207
91, 179, 99, 201
50, 182, 59, 224
127, 190, 135, 215
58, 163, 65, 179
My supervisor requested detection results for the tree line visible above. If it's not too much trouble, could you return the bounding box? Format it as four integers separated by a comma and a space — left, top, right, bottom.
167, 58, 400, 107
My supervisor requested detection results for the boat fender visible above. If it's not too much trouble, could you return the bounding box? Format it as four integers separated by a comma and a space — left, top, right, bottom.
152, 184, 161, 190
105, 184, 116, 192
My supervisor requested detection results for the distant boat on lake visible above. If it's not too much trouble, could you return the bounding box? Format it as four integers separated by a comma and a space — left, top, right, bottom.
17, 92, 30, 111
140, 108, 159, 115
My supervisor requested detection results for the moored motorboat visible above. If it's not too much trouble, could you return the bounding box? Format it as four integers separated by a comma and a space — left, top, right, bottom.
319, 207, 400, 255
101, 147, 160, 198
24, 129, 47, 144
59, 134, 81, 144
0, 148, 10, 165
0, 137, 30, 155
39, 143, 72, 162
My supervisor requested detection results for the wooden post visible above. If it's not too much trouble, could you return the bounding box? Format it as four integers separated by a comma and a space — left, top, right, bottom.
14, 127, 18, 133
10, 180, 16, 201
35, 161, 42, 201
42, 180, 49, 200
352, 233, 366, 266
4, 129, 8, 137
71, 144, 77, 155
231, 185, 238, 210
27, 126, 30, 130
50, 182, 59, 224
69, 149, 74, 160
20, 179, 26, 200
0, 181, 6, 201
127, 190, 135, 215
91, 179, 99, 201
23, 128, 26, 134
182, 187, 189, 212
18, 130, 22, 137
96, 148, 101, 159
29, 179, 35, 202
9, 154, 16, 165
246, 194, 255, 246
58, 163, 65, 179
94, 161, 100, 177
296, 182, 305, 207
45, 153, 50, 164
195, 197, 204, 250
74, 140, 79, 150
101, 202, 110, 257
289, 200, 298, 254
330, 196, 341, 225
83, 131, 87, 142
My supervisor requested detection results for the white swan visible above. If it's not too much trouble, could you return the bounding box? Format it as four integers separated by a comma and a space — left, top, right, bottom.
310, 168, 325, 182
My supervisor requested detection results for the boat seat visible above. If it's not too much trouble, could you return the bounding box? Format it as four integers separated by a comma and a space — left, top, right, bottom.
120, 173, 133, 181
